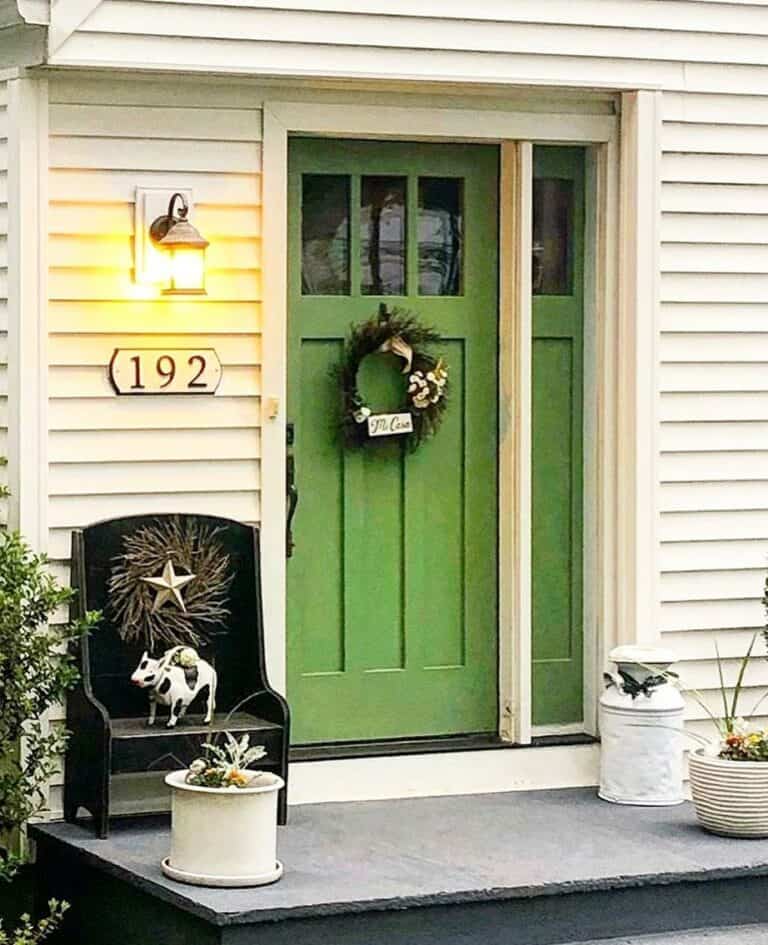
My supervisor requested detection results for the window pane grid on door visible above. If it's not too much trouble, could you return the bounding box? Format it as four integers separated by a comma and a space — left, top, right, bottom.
301, 172, 466, 301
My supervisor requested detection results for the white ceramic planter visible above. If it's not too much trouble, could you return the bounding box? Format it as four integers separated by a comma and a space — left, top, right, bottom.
162, 770, 284, 887
688, 750, 768, 838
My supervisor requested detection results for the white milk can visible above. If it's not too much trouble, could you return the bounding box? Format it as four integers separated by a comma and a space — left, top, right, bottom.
599, 645, 685, 806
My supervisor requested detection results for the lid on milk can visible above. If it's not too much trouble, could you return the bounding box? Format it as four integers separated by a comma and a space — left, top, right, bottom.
609, 645, 678, 669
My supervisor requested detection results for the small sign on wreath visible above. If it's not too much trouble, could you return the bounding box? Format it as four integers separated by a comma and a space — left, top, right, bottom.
338, 305, 449, 451
368, 412, 414, 438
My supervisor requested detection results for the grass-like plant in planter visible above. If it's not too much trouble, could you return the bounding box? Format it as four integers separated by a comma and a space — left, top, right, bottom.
680, 628, 768, 837
0, 503, 100, 940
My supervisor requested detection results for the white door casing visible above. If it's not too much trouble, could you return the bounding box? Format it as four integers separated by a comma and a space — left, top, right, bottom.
257, 90, 659, 801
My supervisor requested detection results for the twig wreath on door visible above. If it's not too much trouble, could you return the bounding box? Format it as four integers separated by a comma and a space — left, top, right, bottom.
338, 305, 449, 450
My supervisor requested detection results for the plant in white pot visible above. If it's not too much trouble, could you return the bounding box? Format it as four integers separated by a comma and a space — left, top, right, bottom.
162, 733, 284, 887
682, 632, 768, 838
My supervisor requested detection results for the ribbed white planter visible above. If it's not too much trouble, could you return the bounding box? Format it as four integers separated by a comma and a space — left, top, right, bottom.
162, 770, 284, 887
688, 750, 768, 838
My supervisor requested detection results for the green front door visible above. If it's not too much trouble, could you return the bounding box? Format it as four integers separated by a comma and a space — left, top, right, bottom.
531, 145, 585, 727
287, 138, 499, 745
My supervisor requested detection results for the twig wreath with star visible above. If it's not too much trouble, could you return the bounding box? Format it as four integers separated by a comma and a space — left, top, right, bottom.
108, 518, 234, 652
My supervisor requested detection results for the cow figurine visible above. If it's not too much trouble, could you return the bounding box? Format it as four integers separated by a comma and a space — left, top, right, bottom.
130, 646, 217, 728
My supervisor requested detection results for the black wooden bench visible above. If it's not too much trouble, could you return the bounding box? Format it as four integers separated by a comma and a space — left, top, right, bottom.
63, 513, 289, 838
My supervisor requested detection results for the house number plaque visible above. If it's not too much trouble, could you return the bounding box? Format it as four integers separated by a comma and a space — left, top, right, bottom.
109, 348, 222, 395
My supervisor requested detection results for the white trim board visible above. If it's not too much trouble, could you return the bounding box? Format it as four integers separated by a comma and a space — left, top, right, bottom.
260, 91, 656, 801
616, 90, 662, 649
289, 743, 600, 805
498, 140, 532, 745
7, 74, 48, 549
46, 742, 600, 817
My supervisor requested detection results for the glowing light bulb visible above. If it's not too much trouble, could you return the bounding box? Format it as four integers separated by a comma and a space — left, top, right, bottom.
168, 246, 206, 295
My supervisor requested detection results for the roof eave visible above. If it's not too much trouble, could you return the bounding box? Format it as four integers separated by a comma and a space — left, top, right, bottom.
0, 21, 46, 67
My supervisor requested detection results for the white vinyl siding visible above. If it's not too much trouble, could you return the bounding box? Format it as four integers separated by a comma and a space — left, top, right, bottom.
40, 1, 768, 746
47, 81, 262, 546
45, 80, 262, 813
658, 79, 768, 732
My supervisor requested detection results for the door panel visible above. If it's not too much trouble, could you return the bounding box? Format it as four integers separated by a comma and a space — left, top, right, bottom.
287, 138, 499, 745
531, 146, 585, 727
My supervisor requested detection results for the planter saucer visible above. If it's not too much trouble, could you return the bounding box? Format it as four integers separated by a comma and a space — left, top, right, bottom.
161, 857, 283, 888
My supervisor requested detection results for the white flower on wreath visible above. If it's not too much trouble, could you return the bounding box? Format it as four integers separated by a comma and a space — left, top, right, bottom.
353, 406, 372, 424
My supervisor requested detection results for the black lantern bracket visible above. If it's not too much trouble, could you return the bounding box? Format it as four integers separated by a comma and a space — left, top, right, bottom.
149, 192, 209, 250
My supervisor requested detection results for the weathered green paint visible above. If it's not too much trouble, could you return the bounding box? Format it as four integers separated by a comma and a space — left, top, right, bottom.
287, 138, 499, 744
531, 146, 585, 727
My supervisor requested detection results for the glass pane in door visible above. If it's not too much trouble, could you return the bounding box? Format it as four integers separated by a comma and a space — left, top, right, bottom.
532, 178, 573, 296
418, 177, 463, 296
301, 174, 350, 295
360, 176, 407, 295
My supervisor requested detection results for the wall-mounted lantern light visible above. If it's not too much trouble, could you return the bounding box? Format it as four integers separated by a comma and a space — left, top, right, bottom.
149, 192, 209, 295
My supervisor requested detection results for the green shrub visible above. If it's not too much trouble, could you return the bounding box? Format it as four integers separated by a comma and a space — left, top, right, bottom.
0, 529, 99, 880
0, 901, 68, 945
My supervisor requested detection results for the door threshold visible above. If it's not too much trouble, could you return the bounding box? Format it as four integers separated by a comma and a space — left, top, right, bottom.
290, 731, 598, 763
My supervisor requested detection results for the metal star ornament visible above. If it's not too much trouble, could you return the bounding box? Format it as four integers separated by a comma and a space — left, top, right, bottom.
141, 560, 196, 613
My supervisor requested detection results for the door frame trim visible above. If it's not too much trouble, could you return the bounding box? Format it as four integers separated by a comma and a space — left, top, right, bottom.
498, 140, 532, 743
260, 92, 660, 789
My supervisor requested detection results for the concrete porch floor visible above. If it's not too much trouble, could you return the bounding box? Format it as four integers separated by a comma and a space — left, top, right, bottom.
32, 787, 768, 945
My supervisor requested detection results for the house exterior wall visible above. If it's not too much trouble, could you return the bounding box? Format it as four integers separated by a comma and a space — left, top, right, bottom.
0, 80, 8, 498
44, 78, 264, 813
46, 78, 263, 570
26, 0, 768, 805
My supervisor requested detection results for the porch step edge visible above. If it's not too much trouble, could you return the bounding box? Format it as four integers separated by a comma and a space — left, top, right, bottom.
30, 822, 768, 929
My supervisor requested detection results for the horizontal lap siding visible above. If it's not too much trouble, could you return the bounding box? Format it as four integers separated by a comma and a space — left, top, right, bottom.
47, 3, 768, 734
45, 87, 263, 759
49, 2, 768, 97
659, 92, 768, 723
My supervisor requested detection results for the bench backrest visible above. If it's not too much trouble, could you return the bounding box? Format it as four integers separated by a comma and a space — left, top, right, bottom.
71, 514, 269, 721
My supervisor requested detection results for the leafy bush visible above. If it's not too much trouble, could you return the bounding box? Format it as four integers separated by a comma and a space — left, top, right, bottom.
0, 528, 99, 880
0, 901, 68, 945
